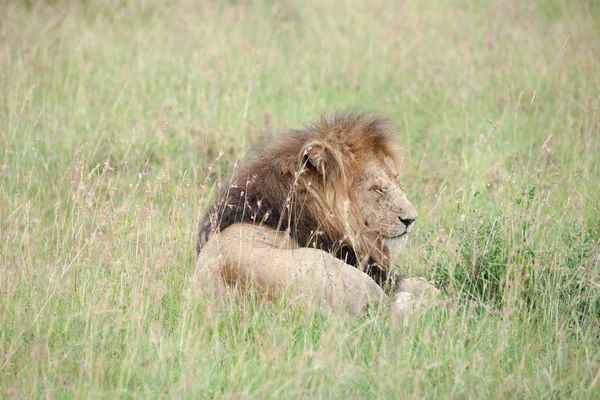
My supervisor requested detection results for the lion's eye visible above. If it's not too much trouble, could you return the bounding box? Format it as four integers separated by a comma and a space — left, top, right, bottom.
373, 187, 386, 196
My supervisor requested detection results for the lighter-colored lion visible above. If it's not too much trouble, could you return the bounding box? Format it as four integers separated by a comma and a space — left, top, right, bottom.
196, 111, 439, 318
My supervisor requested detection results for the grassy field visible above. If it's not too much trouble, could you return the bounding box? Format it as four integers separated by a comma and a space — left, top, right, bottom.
1, 0, 599, 398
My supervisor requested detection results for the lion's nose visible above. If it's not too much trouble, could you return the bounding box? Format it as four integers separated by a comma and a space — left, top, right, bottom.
399, 217, 415, 227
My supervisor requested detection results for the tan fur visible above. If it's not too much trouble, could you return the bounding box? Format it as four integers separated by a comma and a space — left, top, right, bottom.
196, 111, 440, 318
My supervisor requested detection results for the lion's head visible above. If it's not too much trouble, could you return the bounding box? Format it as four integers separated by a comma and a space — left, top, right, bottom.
197, 111, 417, 290
290, 112, 417, 266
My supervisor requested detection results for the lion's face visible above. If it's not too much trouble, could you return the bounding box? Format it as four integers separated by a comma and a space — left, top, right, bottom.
353, 155, 417, 254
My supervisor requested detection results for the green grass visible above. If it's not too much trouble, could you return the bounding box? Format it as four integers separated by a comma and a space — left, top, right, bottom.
1, 0, 599, 398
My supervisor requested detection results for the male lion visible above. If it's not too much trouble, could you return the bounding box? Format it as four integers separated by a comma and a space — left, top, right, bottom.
196, 111, 439, 318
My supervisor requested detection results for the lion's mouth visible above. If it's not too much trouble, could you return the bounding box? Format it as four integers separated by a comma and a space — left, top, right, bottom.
388, 231, 408, 240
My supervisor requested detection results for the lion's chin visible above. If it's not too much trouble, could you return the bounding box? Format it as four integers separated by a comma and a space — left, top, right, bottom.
384, 235, 408, 258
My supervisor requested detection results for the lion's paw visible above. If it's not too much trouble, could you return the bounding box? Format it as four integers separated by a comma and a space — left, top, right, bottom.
397, 277, 441, 297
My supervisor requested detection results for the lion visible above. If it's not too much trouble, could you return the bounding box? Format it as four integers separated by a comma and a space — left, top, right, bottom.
196, 111, 440, 318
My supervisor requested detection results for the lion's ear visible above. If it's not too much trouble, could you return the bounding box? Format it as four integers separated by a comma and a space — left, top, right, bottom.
299, 140, 340, 181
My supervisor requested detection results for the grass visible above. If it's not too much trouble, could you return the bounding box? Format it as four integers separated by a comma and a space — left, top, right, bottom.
1, 0, 599, 398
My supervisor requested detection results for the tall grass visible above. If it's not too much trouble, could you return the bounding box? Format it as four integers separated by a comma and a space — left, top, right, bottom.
1, 0, 599, 398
